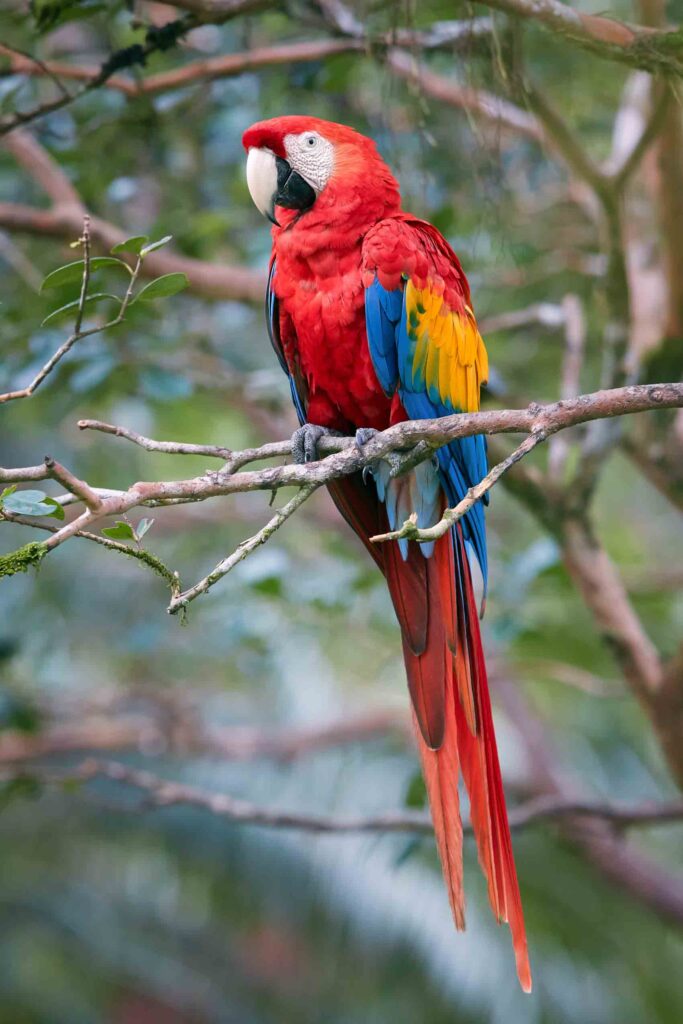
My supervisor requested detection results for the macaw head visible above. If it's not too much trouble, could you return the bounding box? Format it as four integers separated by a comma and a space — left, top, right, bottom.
242, 116, 400, 227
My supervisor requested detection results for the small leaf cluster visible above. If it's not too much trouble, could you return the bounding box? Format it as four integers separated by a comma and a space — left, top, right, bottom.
102, 517, 154, 545
0, 486, 64, 520
40, 234, 188, 327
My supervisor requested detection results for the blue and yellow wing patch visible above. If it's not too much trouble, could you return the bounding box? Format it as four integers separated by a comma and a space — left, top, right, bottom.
365, 274, 490, 585
404, 280, 488, 414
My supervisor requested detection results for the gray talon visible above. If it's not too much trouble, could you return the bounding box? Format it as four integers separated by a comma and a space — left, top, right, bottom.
291, 424, 340, 464
355, 427, 379, 448
356, 427, 381, 484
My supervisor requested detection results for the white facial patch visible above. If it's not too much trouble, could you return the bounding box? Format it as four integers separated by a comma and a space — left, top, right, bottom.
283, 131, 334, 193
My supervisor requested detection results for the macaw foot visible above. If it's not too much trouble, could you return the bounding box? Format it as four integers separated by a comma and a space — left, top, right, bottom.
355, 426, 402, 487
353, 427, 379, 482
355, 427, 379, 448
291, 424, 341, 464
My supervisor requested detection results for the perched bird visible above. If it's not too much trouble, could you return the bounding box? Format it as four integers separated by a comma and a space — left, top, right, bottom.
243, 116, 531, 991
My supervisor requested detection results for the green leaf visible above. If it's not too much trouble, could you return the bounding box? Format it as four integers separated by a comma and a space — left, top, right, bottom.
404, 771, 427, 809
1, 490, 58, 517
41, 292, 121, 327
111, 235, 149, 255
42, 497, 65, 520
0, 485, 17, 507
133, 273, 188, 303
135, 517, 154, 541
40, 257, 130, 292
32, 1, 106, 33
102, 521, 136, 541
140, 235, 172, 257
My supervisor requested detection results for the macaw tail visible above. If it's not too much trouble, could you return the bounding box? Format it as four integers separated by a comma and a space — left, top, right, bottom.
394, 527, 532, 994
327, 478, 531, 991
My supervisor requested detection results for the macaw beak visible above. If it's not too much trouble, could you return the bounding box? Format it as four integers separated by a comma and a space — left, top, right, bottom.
246, 147, 316, 225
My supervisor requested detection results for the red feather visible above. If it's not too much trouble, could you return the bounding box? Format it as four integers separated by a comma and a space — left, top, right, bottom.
331, 477, 532, 989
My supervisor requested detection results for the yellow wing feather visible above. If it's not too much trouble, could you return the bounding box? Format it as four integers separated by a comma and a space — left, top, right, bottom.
406, 280, 488, 413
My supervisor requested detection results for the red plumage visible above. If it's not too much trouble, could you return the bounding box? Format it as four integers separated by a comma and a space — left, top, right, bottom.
243, 116, 531, 991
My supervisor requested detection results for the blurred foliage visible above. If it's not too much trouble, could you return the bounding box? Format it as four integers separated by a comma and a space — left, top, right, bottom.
0, 1, 682, 1022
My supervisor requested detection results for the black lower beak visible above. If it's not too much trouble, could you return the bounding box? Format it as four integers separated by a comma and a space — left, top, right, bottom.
272, 156, 316, 222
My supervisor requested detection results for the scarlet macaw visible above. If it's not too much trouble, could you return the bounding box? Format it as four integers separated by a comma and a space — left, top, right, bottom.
242, 116, 531, 991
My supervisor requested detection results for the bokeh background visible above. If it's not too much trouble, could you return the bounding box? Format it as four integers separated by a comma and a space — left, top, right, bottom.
1, 2, 682, 1022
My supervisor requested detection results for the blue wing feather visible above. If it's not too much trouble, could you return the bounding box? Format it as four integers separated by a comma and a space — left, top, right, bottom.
267, 259, 306, 426
364, 279, 401, 396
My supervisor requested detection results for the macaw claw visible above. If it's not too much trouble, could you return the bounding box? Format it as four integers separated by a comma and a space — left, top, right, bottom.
355, 427, 379, 448
291, 424, 340, 464
355, 428, 379, 483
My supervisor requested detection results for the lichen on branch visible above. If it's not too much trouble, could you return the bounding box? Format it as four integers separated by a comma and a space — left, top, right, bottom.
0, 541, 47, 578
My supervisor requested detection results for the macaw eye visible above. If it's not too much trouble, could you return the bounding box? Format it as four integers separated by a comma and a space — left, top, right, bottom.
305, 135, 317, 147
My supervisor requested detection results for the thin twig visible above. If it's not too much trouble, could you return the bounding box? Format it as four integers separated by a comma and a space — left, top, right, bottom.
0, 13, 196, 136
73, 215, 91, 334
167, 484, 318, 614
7, 757, 683, 834
0, 236, 144, 405
370, 432, 547, 545
77, 420, 234, 460
0, 514, 180, 591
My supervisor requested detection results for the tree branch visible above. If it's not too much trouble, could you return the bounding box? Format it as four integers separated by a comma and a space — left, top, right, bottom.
499, 462, 683, 787
0, 202, 265, 303
2, 381, 680, 506
76, 420, 234, 460
167, 483, 319, 614
3, 23, 495, 99
1, 126, 82, 205
497, 675, 683, 929
0, 707, 407, 764
479, 0, 683, 77
3, 382, 681, 618
386, 50, 542, 141
0, 130, 265, 302
561, 517, 662, 700
6, 758, 683, 836
0, 8, 204, 135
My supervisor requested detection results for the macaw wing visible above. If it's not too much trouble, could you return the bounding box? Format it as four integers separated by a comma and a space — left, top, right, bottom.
362, 216, 490, 585
363, 222, 532, 989
267, 257, 307, 426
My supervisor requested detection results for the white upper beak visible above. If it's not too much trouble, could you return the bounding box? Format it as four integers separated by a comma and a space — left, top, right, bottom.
246, 147, 278, 222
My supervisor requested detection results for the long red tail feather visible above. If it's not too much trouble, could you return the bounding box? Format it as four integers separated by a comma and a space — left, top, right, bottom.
402, 530, 531, 992
329, 477, 531, 991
